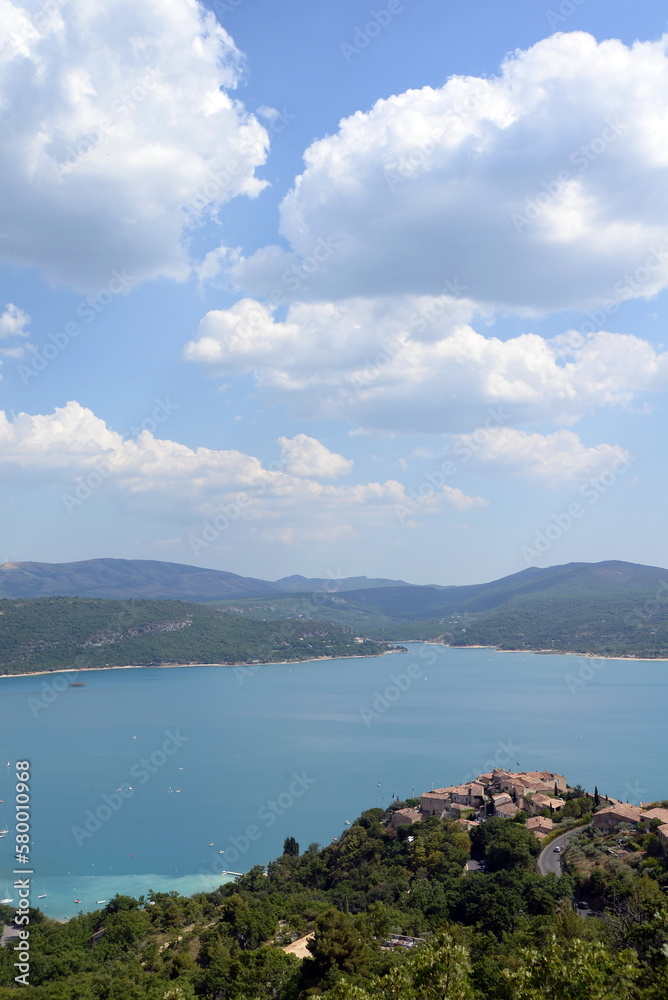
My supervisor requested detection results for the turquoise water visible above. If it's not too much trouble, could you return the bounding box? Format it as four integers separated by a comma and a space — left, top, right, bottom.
0, 643, 666, 920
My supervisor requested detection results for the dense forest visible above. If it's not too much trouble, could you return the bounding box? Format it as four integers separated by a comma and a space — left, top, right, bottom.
447, 594, 668, 658
214, 566, 668, 657
1, 799, 666, 998
5, 560, 668, 658
0, 598, 402, 675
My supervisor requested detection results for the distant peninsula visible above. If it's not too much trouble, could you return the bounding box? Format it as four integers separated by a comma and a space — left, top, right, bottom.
0, 597, 403, 676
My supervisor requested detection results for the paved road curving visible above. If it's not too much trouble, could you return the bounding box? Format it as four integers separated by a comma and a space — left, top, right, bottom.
537, 827, 581, 875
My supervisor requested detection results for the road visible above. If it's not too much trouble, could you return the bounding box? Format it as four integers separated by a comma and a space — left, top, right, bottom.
537, 827, 580, 875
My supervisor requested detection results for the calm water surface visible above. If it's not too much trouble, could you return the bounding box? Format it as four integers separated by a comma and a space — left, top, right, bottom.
0, 643, 666, 919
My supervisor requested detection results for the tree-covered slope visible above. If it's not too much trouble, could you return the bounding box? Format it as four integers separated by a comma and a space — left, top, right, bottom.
212, 561, 668, 656
0, 597, 402, 675
0, 799, 666, 999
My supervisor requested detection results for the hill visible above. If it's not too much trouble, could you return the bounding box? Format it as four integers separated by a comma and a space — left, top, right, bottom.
0, 559, 412, 602
0, 597, 402, 675
0, 791, 665, 999
3, 558, 668, 657
212, 561, 668, 657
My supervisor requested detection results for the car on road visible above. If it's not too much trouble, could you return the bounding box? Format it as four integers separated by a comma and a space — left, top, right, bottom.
577, 901, 588, 909
553, 846, 561, 853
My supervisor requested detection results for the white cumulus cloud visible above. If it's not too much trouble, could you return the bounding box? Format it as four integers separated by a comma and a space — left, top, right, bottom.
184, 296, 668, 433
0, 0, 269, 290
235, 31, 668, 313
0, 403, 485, 534
0, 303, 30, 339
278, 434, 353, 479
450, 427, 632, 487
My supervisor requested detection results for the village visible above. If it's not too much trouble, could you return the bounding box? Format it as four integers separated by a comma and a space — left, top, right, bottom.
387, 769, 668, 854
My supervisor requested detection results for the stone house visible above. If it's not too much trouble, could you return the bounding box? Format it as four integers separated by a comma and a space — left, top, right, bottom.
640, 808, 668, 826
419, 789, 457, 817
526, 815, 555, 839
388, 807, 421, 830
442, 801, 476, 820
657, 824, 668, 855
495, 799, 520, 818
592, 803, 643, 831
450, 783, 486, 808
523, 793, 565, 816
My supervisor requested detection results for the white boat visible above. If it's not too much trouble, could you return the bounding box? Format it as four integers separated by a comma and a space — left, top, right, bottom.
0, 829, 9, 837
1, 898, 13, 904
96, 900, 106, 904
37, 894, 47, 899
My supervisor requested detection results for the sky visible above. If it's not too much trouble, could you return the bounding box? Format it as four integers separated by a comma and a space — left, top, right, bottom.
1, 0, 668, 586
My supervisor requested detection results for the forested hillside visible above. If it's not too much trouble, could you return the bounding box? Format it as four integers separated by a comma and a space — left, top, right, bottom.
0, 597, 401, 675
0, 800, 666, 998
214, 561, 668, 657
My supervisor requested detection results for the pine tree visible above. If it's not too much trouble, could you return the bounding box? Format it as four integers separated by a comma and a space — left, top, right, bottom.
283, 835, 299, 856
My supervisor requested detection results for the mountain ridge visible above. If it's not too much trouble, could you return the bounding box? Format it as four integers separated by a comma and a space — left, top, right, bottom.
0, 558, 413, 602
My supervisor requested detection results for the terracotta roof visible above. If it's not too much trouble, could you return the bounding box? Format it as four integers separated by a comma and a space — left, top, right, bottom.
526, 816, 554, 831
496, 802, 520, 817
530, 794, 564, 808
595, 803, 643, 823
641, 808, 668, 825
391, 807, 421, 824
457, 818, 479, 830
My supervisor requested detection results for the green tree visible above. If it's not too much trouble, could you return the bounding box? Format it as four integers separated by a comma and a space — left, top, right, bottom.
306, 908, 368, 977
502, 934, 642, 999
283, 836, 300, 857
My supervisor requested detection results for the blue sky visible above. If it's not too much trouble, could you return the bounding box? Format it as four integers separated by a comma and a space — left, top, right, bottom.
1, 0, 667, 585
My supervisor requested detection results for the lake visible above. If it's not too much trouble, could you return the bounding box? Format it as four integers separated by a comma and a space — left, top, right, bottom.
0, 642, 666, 920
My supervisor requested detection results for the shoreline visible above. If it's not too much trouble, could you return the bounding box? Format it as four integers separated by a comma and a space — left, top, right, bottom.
2, 641, 667, 679
0, 646, 406, 679
438, 642, 668, 662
